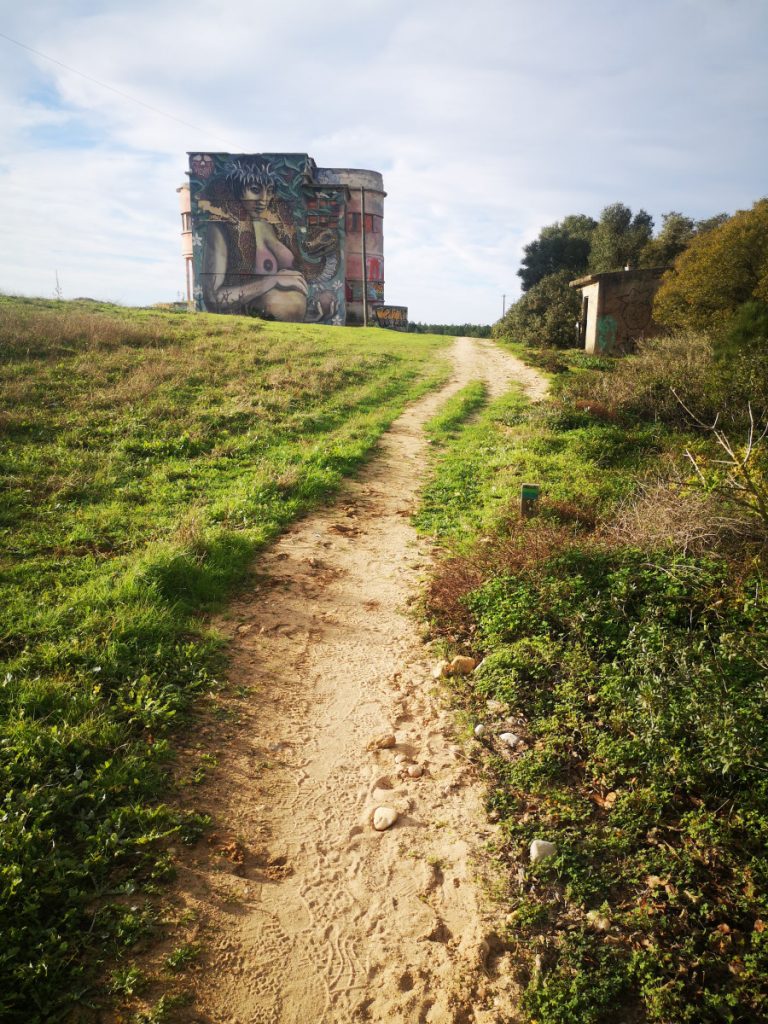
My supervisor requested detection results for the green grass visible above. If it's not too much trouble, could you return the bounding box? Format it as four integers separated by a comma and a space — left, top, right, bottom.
424, 380, 487, 443
417, 366, 768, 1023
0, 296, 450, 1021
414, 387, 659, 545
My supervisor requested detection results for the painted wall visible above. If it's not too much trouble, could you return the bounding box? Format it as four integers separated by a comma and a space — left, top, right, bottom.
316, 168, 385, 326
374, 305, 408, 330
188, 153, 347, 324
575, 269, 666, 355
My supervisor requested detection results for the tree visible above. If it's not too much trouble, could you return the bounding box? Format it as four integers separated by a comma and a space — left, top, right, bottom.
589, 202, 654, 273
638, 212, 696, 267
654, 199, 768, 335
695, 213, 730, 236
494, 270, 581, 348
639, 211, 731, 268
517, 214, 597, 291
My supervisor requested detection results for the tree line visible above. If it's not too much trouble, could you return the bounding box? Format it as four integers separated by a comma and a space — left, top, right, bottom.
406, 322, 492, 337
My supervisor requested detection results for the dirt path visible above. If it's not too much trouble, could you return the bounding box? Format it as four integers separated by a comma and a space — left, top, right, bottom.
170, 339, 547, 1024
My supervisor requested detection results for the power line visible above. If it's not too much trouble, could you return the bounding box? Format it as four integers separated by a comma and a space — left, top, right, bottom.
0, 29, 231, 147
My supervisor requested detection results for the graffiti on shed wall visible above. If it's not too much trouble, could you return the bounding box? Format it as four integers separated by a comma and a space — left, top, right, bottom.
599, 276, 661, 353
374, 305, 408, 330
596, 314, 618, 353
189, 153, 345, 325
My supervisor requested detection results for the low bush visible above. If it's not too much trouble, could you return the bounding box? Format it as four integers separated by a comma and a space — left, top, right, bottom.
468, 543, 768, 1024
493, 271, 582, 350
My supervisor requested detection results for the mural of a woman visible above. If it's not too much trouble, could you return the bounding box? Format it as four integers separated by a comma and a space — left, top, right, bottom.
199, 159, 309, 320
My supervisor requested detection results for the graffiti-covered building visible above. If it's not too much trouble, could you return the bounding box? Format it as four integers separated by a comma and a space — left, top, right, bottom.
181, 153, 385, 326
570, 267, 666, 355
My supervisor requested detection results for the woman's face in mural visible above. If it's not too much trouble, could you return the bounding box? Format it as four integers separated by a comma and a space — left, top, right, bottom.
241, 184, 273, 217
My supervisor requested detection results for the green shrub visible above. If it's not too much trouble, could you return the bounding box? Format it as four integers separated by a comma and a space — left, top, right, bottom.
494, 271, 581, 349
654, 199, 768, 335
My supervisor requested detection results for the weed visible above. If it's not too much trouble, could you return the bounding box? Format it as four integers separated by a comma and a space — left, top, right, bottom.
164, 942, 201, 973
109, 963, 147, 997
134, 991, 192, 1024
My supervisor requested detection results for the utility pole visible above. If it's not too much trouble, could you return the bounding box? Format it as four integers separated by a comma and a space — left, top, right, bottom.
361, 187, 369, 327
502, 294, 506, 317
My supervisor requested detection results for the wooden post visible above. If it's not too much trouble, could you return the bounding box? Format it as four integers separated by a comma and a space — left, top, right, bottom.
521, 483, 540, 518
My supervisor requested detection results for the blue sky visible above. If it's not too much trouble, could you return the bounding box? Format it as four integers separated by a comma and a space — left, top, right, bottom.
1, 0, 767, 323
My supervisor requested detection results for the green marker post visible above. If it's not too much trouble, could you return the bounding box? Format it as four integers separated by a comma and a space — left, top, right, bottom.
521, 483, 540, 518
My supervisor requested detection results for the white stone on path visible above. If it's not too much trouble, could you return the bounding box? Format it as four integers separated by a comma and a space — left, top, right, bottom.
474, 723, 486, 739
372, 806, 399, 831
407, 765, 423, 779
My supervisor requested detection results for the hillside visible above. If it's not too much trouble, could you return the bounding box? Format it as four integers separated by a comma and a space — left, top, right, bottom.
0, 297, 450, 1020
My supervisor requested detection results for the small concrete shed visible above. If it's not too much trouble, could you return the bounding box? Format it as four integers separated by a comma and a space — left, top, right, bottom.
570, 267, 667, 354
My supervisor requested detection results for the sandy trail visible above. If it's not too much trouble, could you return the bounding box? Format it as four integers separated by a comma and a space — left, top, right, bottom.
172, 338, 547, 1024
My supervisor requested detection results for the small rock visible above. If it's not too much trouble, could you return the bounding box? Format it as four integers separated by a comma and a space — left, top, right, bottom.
394, 753, 409, 765
369, 733, 397, 750
372, 806, 398, 831
474, 723, 486, 739
448, 655, 476, 676
407, 765, 424, 779
499, 732, 520, 748
529, 839, 556, 863
432, 660, 449, 679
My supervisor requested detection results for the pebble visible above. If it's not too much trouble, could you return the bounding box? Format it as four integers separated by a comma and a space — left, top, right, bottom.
474, 723, 486, 739
394, 753, 409, 765
448, 655, 476, 676
372, 806, 399, 831
499, 732, 521, 748
529, 839, 556, 863
370, 733, 397, 750
407, 765, 424, 779
432, 660, 449, 679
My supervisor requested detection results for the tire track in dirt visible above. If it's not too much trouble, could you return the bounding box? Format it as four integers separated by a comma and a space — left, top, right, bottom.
163, 338, 547, 1024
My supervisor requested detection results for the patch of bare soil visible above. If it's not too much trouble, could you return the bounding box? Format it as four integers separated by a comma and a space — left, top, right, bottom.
139, 339, 547, 1023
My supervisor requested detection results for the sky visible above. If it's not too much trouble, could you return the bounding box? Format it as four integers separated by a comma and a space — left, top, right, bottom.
1, 0, 767, 324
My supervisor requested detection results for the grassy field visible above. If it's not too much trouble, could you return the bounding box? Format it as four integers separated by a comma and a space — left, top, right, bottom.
417, 351, 768, 1024
0, 296, 450, 1021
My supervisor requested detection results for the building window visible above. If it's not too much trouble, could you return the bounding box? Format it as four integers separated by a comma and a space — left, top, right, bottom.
346, 212, 382, 234
181, 212, 191, 231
